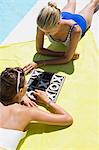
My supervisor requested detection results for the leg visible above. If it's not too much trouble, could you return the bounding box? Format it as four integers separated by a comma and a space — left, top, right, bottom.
79, 0, 99, 28
62, 0, 76, 13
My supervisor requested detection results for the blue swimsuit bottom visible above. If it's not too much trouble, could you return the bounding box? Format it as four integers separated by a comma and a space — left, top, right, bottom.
61, 12, 87, 34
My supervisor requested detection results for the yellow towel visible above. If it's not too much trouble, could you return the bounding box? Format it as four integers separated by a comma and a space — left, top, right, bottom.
0, 30, 99, 150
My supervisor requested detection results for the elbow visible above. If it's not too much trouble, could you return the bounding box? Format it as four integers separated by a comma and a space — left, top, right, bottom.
62, 114, 73, 127
66, 115, 73, 126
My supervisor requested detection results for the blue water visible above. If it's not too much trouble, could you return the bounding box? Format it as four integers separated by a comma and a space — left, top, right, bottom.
0, 0, 37, 43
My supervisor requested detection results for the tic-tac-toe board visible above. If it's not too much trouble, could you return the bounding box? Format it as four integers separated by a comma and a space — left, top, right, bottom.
26, 69, 65, 102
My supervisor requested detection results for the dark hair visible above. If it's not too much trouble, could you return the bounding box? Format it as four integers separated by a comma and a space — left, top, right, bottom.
0, 67, 25, 105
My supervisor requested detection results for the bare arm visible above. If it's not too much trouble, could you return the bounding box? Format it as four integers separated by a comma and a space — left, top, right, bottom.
23, 25, 81, 74
28, 90, 73, 126
36, 27, 65, 57
29, 104, 73, 126
15, 90, 72, 130
36, 25, 81, 66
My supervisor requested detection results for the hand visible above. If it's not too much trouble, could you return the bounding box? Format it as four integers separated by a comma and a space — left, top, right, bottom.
21, 95, 38, 107
23, 62, 38, 74
33, 89, 49, 105
72, 53, 79, 60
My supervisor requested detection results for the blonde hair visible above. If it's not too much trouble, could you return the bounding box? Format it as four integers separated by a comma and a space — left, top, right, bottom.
37, 1, 60, 30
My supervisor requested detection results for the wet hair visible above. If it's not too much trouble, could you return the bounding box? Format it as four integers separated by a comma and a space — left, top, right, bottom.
37, 1, 61, 30
0, 67, 25, 105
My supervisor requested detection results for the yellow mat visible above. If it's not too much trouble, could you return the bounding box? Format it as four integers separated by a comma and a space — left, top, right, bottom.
0, 30, 99, 150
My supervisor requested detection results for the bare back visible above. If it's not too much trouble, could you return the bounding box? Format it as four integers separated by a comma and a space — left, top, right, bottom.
0, 103, 32, 131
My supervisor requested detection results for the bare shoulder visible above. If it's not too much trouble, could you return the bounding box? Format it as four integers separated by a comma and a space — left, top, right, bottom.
9, 103, 31, 115
10, 103, 41, 121
61, 19, 81, 32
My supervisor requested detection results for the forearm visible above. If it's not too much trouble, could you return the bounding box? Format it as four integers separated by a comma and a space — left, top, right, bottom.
30, 90, 73, 126
32, 103, 73, 126
35, 55, 71, 67
46, 100, 73, 126
37, 47, 65, 57
47, 100, 68, 115
36, 36, 81, 66
33, 90, 70, 115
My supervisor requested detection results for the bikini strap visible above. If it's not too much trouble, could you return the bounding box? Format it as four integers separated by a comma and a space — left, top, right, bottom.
64, 23, 78, 43
70, 23, 78, 30
68, 23, 78, 35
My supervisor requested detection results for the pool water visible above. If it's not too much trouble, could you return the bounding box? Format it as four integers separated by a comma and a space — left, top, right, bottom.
0, 0, 37, 43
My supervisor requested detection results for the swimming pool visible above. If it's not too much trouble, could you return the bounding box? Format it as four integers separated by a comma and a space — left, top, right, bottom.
0, 0, 37, 44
